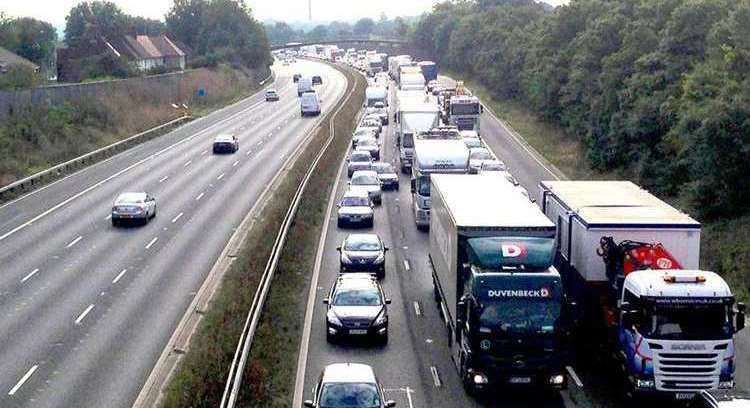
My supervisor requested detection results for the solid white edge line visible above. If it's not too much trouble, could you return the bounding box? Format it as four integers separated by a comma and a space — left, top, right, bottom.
0, 87, 272, 243
74, 304, 95, 325
145, 237, 158, 249
21, 268, 39, 283
171, 212, 184, 223
112, 268, 127, 284
405, 387, 414, 408
66, 235, 82, 248
429, 366, 442, 388
7, 364, 38, 396
566, 365, 583, 388
292, 106, 352, 408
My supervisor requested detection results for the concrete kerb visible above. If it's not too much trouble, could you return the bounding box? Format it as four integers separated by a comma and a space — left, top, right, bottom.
132, 64, 350, 408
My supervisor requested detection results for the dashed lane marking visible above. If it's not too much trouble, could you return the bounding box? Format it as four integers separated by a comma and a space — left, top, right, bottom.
403, 260, 410, 271
195, 192, 204, 201
66, 236, 82, 248
171, 212, 183, 223
8, 364, 38, 396
74, 304, 95, 325
430, 366, 442, 388
112, 269, 127, 284
21, 268, 39, 283
159, 176, 169, 183
413, 301, 421, 316
145, 237, 158, 249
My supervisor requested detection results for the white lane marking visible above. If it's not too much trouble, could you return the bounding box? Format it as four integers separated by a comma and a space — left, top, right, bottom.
104, 214, 112, 220
171, 212, 184, 223
217, 173, 225, 180
200, 150, 207, 155
268, 132, 272, 137
403, 260, 410, 271
232, 160, 239, 167
430, 366, 442, 388
112, 269, 127, 284
145, 237, 158, 249
159, 176, 169, 183
413, 301, 421, 316
74, 304, 95, 325
21, 268, 40, 283
195, 192, 204, 201
8, 364, 38, 396
256, 141, 263, 146
183, 160, 192, 167
0, 91, 272, 242
566, 366, 583, 388
406, 387, 414, 408
245, 149, 253, 156
66, 235, 82, 248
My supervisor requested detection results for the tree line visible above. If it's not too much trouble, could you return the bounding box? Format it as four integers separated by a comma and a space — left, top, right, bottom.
264, 15, 411, 46
413, 0, 750, 220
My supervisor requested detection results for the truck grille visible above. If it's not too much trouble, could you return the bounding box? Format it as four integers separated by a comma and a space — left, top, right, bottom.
653, 350, 721, 391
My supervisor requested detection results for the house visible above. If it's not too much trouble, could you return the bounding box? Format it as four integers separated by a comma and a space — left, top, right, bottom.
110, 35, 188, 71
0, 46, 39, 74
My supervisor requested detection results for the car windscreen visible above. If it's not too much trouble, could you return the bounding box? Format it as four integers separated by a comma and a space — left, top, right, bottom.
351, 173, 378, 185
402, 112, 438, 133
345, 236, 381, 251
341, 196, 369, 207
319, 382, 381, 408
351, 152, 370, 162
333, 287, 382, 306
117, 194, 145, 204
372, 164, 394, 174
470, 150, 491, 160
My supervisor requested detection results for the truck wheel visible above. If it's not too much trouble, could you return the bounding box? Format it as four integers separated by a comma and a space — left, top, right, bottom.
459, 355, 477, 396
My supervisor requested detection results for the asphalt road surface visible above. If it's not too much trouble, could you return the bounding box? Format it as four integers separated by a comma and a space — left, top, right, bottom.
298, 77, 574, 408
0, 59, 348, 408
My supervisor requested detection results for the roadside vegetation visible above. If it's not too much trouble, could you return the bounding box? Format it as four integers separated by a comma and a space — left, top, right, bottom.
0, 65, 266, 187
163, 65, 363, 407
414, 0, 750, 302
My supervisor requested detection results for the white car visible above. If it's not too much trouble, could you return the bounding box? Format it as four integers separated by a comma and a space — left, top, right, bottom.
479, 160, 507, 172
352, 128, 378, 148
349, 170, 383, 205
111, 192, 156, 226
213, 134, 239, 154
468, 147, 495, 173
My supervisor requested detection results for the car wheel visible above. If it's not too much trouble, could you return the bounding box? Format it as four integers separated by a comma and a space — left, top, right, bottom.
152, 206, 157, 219
337, 219, 343, 228
143, 215, 149, 225
368, 219, 374, 228
326, 330, 335, 344
111, 218, 118, 227
380, 331, 388, 345
377, 268, 385, 280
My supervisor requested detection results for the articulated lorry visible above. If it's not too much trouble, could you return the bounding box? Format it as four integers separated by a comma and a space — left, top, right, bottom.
540, 181, 745, 401
389, 55, 412, 82
410, 129, 469, 229
394, 93, 440, 173
430, 173, 571, 393
447, 95, 482, 134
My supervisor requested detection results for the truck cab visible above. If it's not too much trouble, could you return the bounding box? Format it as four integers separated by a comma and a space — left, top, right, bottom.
617, 270, 743, 399
448, 95, 483, 134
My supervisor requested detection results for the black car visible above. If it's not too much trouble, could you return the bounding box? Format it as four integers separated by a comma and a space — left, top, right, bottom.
312, 75, 323, 85
324, 274, 390, 344
338, 233, 388, 277
371, 162, 399, 191
293, 73, 302, 83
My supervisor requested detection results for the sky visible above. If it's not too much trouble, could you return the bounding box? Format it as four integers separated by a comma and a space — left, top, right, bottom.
1, 0, 570, 27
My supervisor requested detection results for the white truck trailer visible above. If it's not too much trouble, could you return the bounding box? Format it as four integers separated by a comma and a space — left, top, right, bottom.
394, 93, 440, 173
540, 180, 745, 400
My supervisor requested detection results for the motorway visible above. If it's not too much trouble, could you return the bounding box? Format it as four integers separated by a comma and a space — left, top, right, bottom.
297, 78, 573, 408
297, 72, 750, 408
0, 59, 347, 408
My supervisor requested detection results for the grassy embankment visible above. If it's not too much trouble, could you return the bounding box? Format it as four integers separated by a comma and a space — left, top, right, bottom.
449, 72, 749, 306
162, 65, 365, 407
0, 65, 267, 187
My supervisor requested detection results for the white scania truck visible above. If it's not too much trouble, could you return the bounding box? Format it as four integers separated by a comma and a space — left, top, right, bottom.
540, 180, 745, 401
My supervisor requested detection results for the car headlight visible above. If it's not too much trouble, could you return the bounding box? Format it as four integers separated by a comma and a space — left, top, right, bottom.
636, 379, 654, 389
374, 253, 385, 264
340, 252, 352, 264
719, 380, 734, 389
549, 375, 565, 385
374, 310, 387, 326
327, 310, 341, 326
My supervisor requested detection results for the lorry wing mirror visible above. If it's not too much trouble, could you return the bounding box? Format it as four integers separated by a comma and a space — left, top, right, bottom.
303, 400, 316, 408
336, 246, 342, 251
385, 401, 396, 408
385, 298, 392, 304
736, 302, 746, 333
322, 298, 330, 304
384, 247, 389, 252
621, 310, 635, 329
456, 300, 467, 325
410, 179, 415, 193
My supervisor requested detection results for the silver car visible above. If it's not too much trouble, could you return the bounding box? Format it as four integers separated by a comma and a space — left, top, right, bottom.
337, 190, 375, 228
371, 162, 398, 191
352, 128, 377, 148
356, 139, 380, 160
349, 170, 383, 205
347, 150, 372, 177
468, 147, 495, 174
111, 192, 156, 226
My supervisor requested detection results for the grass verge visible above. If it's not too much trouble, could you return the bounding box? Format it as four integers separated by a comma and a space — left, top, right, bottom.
161, 64, 364, 407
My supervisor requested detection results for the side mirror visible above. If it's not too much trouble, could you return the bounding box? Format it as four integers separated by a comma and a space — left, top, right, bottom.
385, 298, 392, 304
336, 246, 342, 252
621, 310, 636, 329
456, 300, 467, 326
384, 247, 389, 252
736, 302, 746, 333
322, 298, 329, 304
347, 181, 351, 186
410, 179, 416, 193
385, 400, 396, 408
336, 203, 342, 208
303, 400, 316, 408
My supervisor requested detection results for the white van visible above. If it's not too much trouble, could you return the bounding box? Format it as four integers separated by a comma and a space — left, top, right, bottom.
300, 92, 321, 116
297, 76, 313, 96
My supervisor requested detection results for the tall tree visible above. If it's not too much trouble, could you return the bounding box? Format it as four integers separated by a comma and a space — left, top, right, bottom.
65, 1, 127, 48
353, 17, 375, 37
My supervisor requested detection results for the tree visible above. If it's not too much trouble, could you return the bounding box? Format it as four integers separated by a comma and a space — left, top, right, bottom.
65, 1, 128, 48
166, 0, 206, 48
0, 64, 42, 90
307, 25, 329, 43
353, 18, 375, 37
0, 17, 57, 66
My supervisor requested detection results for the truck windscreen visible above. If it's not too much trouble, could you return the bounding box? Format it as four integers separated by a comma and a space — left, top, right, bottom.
466, 237, 555, 271
641, 303, 733, 340
479, 298, 560, 335
451, 103, 480, 115
402, 113, 438, 133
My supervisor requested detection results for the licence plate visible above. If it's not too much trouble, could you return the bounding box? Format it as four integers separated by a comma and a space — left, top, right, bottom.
675, 393, 695, 400
349, 329, 368, 335
509, 377, 532, 384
